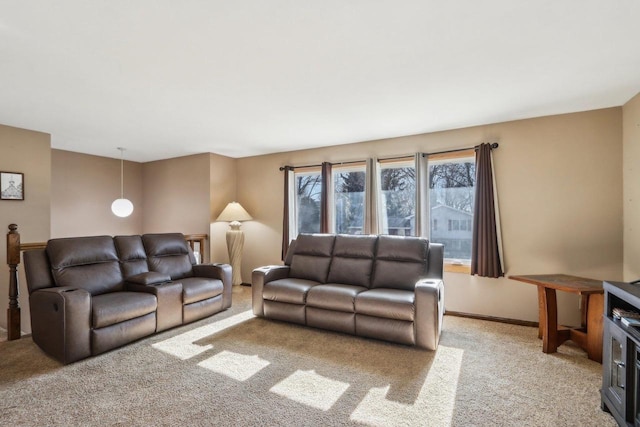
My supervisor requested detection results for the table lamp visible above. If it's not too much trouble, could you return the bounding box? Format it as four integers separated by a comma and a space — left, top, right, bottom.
216, 202, 252, 285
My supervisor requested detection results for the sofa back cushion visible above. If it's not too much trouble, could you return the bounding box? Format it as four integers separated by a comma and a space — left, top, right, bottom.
326, 234, 376, 288
23, 249, 55, 294
114, 235, 149, 278
371, 235, 429, 291
289, 234, 335, 283
46, 236, 124, 295
143, 233, 193, 280
283, 239, 297, 266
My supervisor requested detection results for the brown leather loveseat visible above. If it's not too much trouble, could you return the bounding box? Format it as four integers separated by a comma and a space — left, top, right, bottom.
252, 233, 444, 350
23, 233, 232, 364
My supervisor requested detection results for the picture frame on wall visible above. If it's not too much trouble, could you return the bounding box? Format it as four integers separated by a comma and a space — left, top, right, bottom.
0, 171, 24, 200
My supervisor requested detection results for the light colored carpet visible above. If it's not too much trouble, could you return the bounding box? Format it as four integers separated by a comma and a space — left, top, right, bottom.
0, 287, 615, 426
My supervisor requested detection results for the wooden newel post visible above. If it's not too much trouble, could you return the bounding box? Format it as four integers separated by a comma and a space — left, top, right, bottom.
7, 223, 21, 340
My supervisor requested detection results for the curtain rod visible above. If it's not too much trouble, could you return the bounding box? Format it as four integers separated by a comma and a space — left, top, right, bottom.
278, 142, 499, 171
421, 142, 499, 157
279, 159, 364, 171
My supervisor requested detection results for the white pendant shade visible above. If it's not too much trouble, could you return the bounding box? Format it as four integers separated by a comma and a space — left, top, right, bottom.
111, 147, 134, 217
111, 198, 134, 217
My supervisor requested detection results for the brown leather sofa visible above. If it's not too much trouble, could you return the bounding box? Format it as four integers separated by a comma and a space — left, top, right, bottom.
23, 233, 232, 364
252, 233, 444, 350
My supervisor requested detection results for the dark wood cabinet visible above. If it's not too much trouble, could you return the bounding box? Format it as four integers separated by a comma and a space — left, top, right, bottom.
602, 281, 640, 426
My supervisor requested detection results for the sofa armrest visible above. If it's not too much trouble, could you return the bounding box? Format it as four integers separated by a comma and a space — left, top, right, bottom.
29, 286, 92, 364
425, 243, 444, 279
193, 263, 232, 309
251, 265, 290, 317
125, 281, 184, 332
414, 279, 445, 350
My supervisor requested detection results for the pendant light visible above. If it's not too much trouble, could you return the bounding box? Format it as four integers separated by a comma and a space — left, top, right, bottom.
111, 147, 134, 217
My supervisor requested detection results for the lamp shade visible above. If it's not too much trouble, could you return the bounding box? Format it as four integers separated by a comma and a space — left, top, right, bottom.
111, 198, 134, 217
216, 202, 252, 222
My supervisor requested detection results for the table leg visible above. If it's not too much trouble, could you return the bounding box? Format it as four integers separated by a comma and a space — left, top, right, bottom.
541, 287, 558, 353
537, 286, 546, 339
580, 295, 588, 329
586, 293, 604, 363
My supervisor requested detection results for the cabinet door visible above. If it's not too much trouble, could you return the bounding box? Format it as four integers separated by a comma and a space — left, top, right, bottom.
604, 323, 627, 417
635, 347, 640, 426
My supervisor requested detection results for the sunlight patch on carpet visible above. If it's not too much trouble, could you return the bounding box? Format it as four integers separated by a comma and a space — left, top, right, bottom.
270, 369, 350, 411
198, 350, 270, 381
350, 345, 464, 426
152, 310, 254, 360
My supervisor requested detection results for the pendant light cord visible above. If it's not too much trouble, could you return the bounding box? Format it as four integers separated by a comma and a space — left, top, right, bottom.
118, 147, 125, 199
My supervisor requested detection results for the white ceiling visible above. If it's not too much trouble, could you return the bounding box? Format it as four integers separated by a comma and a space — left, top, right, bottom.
1, 1, 639, 163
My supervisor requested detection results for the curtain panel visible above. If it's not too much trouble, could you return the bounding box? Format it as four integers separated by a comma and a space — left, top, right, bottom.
365, 158, 382, 234
415, 153, 430, 238
320, 162, 332, 233
471, 143, 504, 277
281, 166, 294, 261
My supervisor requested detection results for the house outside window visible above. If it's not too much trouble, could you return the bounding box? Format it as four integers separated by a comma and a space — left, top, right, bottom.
380, 159, 416, 236
428, 151, 476, 263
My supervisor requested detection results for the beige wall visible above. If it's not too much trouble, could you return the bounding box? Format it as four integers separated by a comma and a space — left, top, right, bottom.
0, 124, 51, 333
49, 150, 238, 266
623, 92, 640, 281
142, 153, 237, 265
0, 105, 627, 333
51, 150, 143, 237
238, 108, 623, 325
209, 153, 238, 267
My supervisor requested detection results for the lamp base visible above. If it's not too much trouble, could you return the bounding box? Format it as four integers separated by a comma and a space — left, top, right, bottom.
226, 227, 244, 286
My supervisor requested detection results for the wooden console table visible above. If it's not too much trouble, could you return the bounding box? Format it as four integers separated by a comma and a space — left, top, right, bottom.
509, 274, 604, 362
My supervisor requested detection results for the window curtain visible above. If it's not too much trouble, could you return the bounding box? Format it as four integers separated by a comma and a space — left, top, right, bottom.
365, 158, 382, 234
281, 166, 294, 261
320, 162, 332, 233
471, 143, 504, 277
415, 153, 430, 238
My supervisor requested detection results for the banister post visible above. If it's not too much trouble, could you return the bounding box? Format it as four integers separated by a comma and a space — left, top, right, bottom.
7, 223, 21, 340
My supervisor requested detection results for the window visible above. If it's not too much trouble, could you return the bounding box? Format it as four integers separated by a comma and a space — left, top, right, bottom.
287, 150, 477, 271
294, 169, 322, 235
429, 151, 476, 263
333, 165, 366, 234
380, 159, 416, 236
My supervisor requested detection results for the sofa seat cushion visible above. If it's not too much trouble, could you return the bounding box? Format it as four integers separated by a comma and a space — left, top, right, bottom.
306, 284, 368, 312
181, 277, 223, 305
92, 292, 157, 329
355, 288, 415, 321
263, 278, 318, 304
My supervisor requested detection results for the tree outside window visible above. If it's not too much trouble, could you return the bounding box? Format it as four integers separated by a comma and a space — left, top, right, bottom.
333, 167, 365, 234
295, 172, 321, 234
